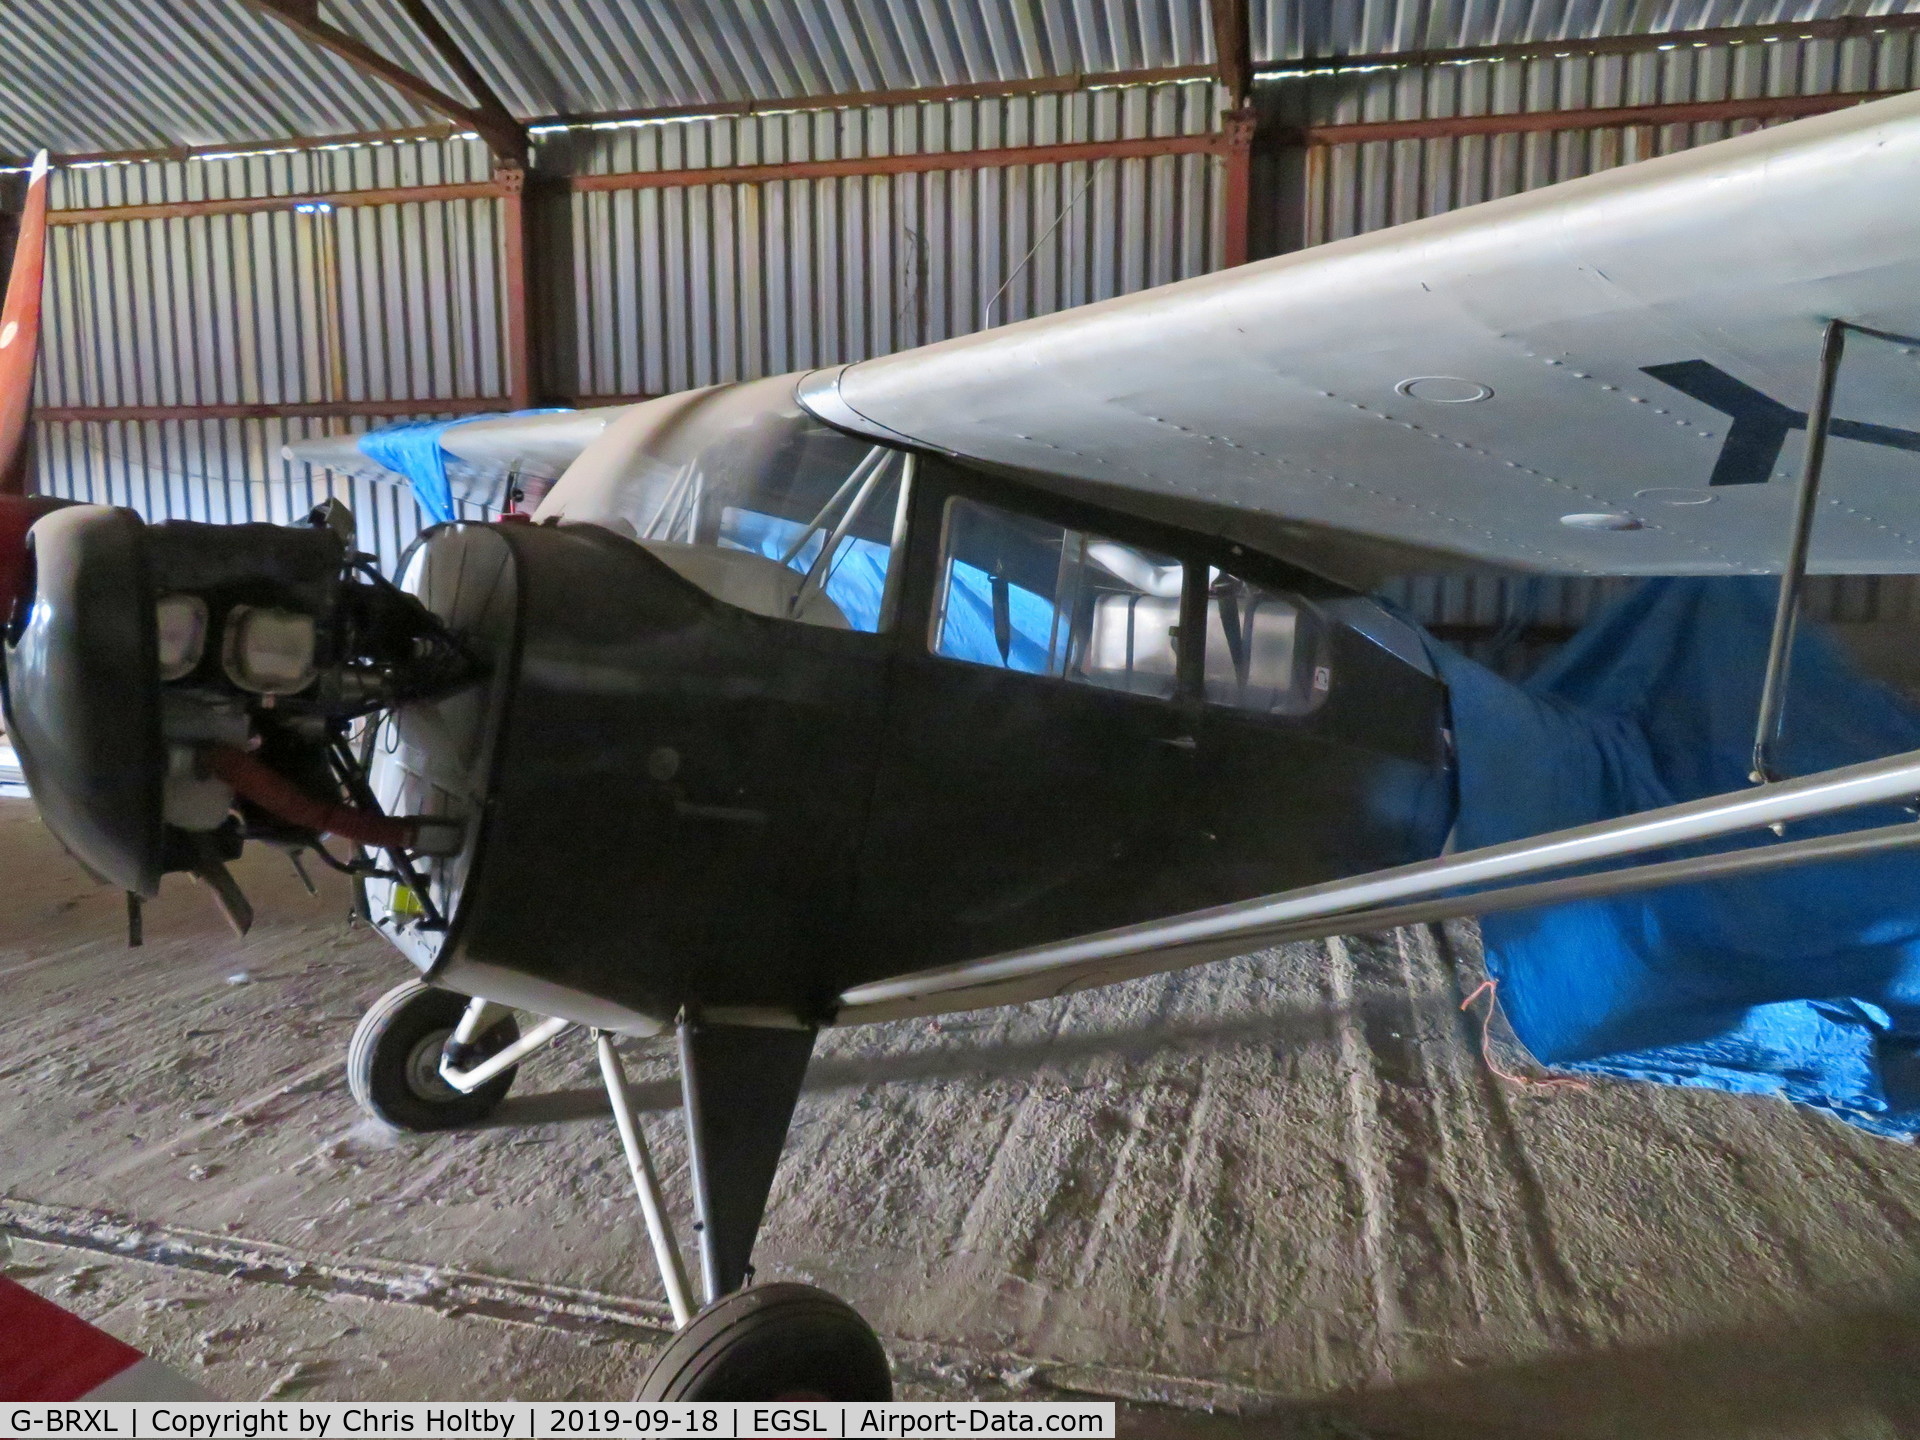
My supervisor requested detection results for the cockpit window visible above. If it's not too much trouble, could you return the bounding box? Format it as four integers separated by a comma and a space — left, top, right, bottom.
539, 378, 909, 632
930, 496, 1184, 700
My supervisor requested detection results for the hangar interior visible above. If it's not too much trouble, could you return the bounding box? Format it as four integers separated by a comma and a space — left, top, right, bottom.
8, 0, 1920, 1428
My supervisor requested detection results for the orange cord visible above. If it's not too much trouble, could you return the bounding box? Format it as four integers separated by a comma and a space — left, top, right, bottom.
1459, 978, 1591, 1092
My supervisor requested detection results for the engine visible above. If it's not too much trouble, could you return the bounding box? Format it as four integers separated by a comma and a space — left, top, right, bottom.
1, 497, 479, 935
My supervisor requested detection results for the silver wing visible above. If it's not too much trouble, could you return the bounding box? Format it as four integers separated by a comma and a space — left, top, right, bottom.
801, 90, 1920, 577
805, 91, 1920, 1019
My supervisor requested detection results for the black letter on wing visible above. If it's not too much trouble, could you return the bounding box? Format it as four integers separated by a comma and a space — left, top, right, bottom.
1642, 359, 1920, 486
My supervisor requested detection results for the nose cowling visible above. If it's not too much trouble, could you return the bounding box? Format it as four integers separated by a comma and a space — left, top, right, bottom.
0, 500, 478, 915
1, 503, 167, 894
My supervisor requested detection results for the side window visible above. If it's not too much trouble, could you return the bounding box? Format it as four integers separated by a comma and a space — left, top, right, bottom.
1203, 570, 1330, 717
930, 497, 1184, 700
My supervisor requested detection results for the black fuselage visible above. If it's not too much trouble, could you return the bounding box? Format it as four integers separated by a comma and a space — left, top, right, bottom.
432, 458, 1454, 1024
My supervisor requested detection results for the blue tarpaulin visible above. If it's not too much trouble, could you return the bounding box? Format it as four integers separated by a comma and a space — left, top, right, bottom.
358, 411, 563, 523
1435, 578, 1920, 1137
720, 509, 891, 631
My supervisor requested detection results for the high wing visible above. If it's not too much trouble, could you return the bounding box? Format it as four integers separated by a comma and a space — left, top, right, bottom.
800, 90, 1920, 577
283, 406, 629, 508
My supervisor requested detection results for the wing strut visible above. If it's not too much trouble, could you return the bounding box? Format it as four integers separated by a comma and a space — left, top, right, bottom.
835, 742, 1920, 1024
1751, 318, 1847, 784
1750, 318, 1920, 783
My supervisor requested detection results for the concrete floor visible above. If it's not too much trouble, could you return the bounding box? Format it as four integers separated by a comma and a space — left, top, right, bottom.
4, 797, 1920, 1435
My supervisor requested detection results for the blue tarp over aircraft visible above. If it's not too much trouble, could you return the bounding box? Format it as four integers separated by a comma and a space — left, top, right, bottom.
1435, 578, 1920, 1138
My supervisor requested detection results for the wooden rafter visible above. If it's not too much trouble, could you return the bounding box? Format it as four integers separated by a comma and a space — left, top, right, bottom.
388, 0, 526, 165
1208, 0, 1252, 110
233, 0, 527, 165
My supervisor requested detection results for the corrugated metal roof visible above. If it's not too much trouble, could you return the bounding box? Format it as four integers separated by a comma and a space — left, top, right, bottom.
0, 0, 435, 157
14, 0, 1920, 161
0, 0, 1216, 158
1258, 0, 1920, 64
327, 0, 1218, 120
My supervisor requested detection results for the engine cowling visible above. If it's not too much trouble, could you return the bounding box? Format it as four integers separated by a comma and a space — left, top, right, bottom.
1, 500, 476, 923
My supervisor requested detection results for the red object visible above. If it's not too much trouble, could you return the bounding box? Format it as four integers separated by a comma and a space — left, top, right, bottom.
0, 1275, 141, 1401
206, 744, 417, 851
0, 493, 73, 632
0, 153, 50, 495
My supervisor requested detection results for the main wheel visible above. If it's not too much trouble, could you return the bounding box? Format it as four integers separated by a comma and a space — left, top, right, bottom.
347, 980, 520, 1132
638, 1284, 892, 1401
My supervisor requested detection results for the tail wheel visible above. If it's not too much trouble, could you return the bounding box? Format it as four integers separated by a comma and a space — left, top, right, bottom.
347, 979, 518, 1131
638, 1283, 892, 1401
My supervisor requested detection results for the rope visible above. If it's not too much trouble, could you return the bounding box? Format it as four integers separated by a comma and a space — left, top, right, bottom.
1459, 978, 1591, 1092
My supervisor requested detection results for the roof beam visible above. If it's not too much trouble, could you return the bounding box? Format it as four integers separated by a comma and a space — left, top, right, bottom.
1208, 0, 1252, 110
387, 0, 526, 166
1257, 12, 1920, 76
15, 67, 1219, 169
535, 66, 1217, 132
232, 0, 526, 165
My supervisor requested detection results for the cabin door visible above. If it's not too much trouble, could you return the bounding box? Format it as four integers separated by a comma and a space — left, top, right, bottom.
849, 485, 1211, 979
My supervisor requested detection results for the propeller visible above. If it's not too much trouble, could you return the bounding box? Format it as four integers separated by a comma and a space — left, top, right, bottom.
0, 151, 49, 491
0, 152, 65, 627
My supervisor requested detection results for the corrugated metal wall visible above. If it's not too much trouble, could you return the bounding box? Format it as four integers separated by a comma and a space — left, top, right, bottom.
32, 415, 482, 573
31, 136, 506, 568
1269, 28, 1920, 243
545, 82, 1220, 397
40, 135, 504, 411
30, 81, 1223, 571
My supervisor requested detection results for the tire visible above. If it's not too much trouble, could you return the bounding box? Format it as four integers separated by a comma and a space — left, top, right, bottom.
346, 980, 519, 1131
638, 1283, 892, 1401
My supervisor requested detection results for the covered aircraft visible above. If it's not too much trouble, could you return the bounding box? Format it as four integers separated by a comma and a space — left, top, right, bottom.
10, 91, 1920, 1397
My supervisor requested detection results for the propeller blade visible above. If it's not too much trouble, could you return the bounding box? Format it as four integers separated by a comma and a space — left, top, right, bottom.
0, 151, 50, 492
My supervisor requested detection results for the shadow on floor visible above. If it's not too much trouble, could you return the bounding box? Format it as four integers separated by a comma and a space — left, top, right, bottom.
1117, 1286, 1920, 1440
478, 987, 1466, 1132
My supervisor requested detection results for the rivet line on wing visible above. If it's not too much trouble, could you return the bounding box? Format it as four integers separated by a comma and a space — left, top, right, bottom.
1818, 494, 1920, 554
1011, 432, 1090, 461
1526, 349, 1721, 443
1327, 388, 1740, 567
1129, 409, 1559, 563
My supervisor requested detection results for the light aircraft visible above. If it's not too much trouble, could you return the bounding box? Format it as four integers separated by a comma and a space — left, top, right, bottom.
11, 91, 1920, 1398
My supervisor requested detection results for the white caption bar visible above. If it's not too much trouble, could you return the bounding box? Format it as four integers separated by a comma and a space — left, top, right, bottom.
0, 1404, 1116, 1439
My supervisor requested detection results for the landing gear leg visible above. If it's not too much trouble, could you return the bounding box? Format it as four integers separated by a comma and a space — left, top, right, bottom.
631, 1019, 892, 1401
348, 992, 890, 1398
596, 1030, 696, 1327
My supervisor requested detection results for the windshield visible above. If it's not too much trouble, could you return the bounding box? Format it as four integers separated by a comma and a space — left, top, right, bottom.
538, 375, 907, 631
